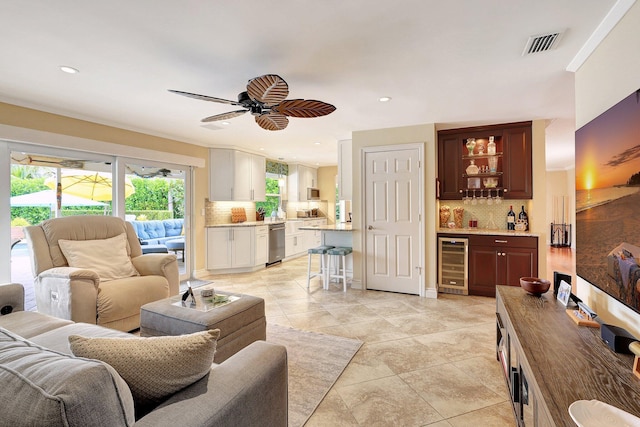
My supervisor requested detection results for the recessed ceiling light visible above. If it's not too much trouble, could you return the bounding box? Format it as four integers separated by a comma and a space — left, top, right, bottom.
221, 121, 230, 125
314, 142, 321, 145
379, 96, 392, 102
259, 147, 265, 151
60, 66, 79, 74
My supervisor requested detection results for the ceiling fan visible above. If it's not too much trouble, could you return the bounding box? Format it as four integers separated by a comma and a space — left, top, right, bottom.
169, 74, 336, 131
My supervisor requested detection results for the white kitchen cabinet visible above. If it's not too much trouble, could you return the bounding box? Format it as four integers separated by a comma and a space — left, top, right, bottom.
209, 148, 266, 201
287, 164, 318, 201
285, 234, 305, 258
338, 139, 352, 200
285, 220, 305, 258
206, 227, 254, 270
254, 225, 269, 266
302, 219, 326, 250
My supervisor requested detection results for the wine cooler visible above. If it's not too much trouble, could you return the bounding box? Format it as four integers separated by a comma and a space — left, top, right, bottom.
438, 237, 469, 295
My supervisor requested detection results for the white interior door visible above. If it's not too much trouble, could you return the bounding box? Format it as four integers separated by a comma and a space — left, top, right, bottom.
365, 146, 422, 294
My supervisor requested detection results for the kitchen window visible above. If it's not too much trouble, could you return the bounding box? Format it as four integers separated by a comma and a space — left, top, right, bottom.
256, 160, 288, 218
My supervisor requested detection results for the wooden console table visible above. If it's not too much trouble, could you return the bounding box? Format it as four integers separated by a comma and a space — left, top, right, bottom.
496, 285, 640, 426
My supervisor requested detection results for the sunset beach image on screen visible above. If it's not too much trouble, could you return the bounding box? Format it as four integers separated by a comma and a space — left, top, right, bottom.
575, 89, 640, 314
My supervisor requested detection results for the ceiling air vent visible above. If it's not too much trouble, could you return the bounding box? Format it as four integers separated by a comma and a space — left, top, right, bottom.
522, 31, 564, 55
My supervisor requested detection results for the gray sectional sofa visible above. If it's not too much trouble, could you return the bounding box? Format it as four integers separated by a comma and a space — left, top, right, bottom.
0, 283, 288, 427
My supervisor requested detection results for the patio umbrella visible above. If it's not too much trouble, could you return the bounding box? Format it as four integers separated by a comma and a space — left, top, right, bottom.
45, 172, 135, 202
10, 189, 107, 208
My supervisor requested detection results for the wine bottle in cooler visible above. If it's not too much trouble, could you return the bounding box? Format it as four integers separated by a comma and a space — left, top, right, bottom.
507, 205, 516, 230
519, 206, 529, 231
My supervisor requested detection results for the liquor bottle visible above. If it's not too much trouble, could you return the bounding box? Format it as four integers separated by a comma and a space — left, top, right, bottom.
487, 136, 496, 155
507, 205, 516, 230
519, 206, 529, 231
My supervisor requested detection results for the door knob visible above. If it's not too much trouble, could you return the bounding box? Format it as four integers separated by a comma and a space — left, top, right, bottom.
368, 225, 374, 230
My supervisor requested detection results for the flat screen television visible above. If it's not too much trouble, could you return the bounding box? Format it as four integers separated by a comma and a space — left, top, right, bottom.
575, 88, 640, 314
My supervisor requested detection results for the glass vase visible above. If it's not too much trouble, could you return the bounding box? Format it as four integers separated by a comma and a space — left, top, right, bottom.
465, 138, 476, 156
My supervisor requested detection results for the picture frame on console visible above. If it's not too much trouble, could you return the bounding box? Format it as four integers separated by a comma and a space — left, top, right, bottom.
557, 281, 572, 307
575, 88, 640, 315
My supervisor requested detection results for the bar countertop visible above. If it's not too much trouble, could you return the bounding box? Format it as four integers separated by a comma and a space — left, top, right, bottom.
437, 228, 539, 237
299, 223, 352, 232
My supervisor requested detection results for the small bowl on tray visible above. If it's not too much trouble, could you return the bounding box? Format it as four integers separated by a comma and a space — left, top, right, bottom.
519, 277, 551, 296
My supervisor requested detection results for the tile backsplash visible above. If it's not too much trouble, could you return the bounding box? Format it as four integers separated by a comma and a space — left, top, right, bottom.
205, 200, 256, 225
438, 199, 531, 230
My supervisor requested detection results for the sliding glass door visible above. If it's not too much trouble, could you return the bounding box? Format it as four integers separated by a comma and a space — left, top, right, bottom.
2, 142, 194, 311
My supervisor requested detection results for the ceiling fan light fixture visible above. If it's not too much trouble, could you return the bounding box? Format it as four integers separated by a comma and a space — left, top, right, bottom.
60, 66, 79, 74
170, 74, 336, 131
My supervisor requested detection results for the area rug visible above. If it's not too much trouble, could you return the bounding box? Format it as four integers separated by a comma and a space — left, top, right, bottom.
267, 323, 362, 427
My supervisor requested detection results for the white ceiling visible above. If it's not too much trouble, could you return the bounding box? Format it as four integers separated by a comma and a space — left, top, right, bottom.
0, 0, 627, 170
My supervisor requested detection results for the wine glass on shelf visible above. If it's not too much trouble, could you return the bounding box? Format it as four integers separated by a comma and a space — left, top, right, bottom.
463, 189, 470, 205
495, 188, 503, 204
471, 189, 477, 205
487, 189, 493, 205
478, 189, 486, 204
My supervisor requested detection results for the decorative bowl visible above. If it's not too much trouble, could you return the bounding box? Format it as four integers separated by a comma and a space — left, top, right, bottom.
483, 177, 498, 188
519, 277, 551, 296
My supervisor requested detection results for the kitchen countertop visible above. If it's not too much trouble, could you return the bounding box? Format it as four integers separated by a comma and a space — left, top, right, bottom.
437, 228, 539, 237
206, 220, 285, 228
299, 223, 352, 232
206, 218, 327, 228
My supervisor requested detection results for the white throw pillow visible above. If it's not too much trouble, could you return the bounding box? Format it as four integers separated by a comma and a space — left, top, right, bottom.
58, 233, 139, 281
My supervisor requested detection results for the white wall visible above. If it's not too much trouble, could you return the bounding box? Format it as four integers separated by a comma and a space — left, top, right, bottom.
574, 2, 640, 336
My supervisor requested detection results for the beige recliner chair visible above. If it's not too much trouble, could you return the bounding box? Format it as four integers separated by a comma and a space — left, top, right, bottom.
25, 216, 179, 332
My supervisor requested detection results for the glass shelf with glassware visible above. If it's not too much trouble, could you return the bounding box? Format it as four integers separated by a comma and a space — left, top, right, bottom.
463, 136, 502, 181
459, 188, 507, 205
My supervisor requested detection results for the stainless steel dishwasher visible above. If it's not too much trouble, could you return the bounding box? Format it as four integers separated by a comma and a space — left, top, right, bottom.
268, 223, 285, 265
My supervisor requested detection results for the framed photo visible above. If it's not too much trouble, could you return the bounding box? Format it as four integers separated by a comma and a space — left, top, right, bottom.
467, 177, 481, 189
557, 280, 571, 306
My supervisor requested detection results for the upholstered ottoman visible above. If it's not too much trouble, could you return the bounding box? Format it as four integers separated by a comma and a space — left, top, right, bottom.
140, 290, 266, 363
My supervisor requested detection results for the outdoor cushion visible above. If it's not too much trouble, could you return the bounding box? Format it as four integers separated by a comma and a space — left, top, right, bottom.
133, 221, 167, 241
130, 219, 184, 244
163, 219, 183, 237
0, 327, 135, 426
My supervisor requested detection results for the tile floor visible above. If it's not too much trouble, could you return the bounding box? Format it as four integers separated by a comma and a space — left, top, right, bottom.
200, 250, 579, 427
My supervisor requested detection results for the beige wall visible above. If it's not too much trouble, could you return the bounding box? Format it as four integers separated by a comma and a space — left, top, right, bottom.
317, 166, 337, 224
0, 102, 211, 273
351, 124, 437, 295
574, 2, 640, 336
531, 120, 548, 280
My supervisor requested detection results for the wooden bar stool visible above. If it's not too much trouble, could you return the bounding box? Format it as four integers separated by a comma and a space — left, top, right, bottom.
307, 245, 334, 289
327, 247, 352, 292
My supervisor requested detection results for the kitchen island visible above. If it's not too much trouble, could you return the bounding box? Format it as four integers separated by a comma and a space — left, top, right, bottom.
300, 223, 353, 285
299, 223, 352, 247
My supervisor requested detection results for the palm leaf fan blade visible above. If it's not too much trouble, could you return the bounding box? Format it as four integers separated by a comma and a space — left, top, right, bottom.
255, 113, 289, 131
168, 90, 243, 106
273, 99, 336, 118
247, 74, 289, 106
201, 110, 247, 122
